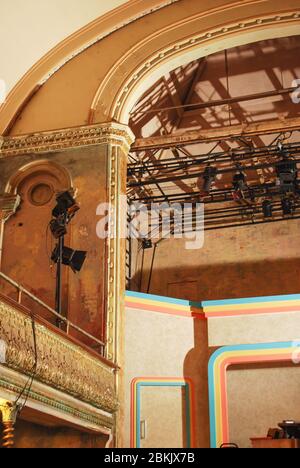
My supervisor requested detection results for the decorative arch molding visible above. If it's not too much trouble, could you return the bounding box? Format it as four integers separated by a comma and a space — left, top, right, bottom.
0, 0, 180, 136
0, 160, 72, 271
208, 342, 300, 448
105, 12, 300, 124
2, 0, 300, 136
5, 160, 72, 195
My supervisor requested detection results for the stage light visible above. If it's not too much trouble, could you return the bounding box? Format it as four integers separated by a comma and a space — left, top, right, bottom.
50, 218, 67, 239
281, 197, 294, 216
52, 190, 80, 218
202, 166, 217, 193
50, 190, 84, 316
51, 245, 87, 273
276, 154, 297, 193
142, 239, 153, 249
262, 199, 273, 218
233, 172, 246, 191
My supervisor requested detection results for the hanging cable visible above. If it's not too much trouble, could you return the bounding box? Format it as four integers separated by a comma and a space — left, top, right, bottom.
147, 243, 158, 294
225, 50, 232, 126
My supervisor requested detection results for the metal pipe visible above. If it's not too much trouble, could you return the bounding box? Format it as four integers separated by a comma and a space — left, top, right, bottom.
55, 235, 64, 316
128, 157, 300, 188
136, 87, 296, 116
0, 271, 105, 349
147, 244, 157, 294
128, 142, 300, 174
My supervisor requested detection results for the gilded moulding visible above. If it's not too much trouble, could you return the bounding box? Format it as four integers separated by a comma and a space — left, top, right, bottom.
0, 298, 118, 414
0, 122, 135, 158
0, 365, 114, 431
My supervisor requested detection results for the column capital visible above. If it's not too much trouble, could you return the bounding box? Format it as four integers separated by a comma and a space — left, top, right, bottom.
0, 122, 135, 157
0, 400, 18, 424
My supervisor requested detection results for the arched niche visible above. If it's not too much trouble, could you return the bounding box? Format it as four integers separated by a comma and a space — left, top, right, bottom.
1, 160, 72, 323
5, 160, 72, 195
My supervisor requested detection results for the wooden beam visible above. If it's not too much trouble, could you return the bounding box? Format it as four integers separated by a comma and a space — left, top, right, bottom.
131, 117, 300, 151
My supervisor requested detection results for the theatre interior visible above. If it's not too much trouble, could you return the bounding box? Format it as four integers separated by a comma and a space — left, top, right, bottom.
1, 0, 300, 449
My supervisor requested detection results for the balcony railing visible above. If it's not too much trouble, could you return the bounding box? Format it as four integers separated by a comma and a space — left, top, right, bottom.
0, 271, 105, 355
0, 271, 118, 420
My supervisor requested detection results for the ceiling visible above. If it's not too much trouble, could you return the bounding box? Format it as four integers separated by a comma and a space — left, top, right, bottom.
128, 36, 300, 232
0, 0, 129, 93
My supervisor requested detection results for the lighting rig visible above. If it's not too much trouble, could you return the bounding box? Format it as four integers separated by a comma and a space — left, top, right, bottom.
127, 140, 300, 231
50, 190, 86, 318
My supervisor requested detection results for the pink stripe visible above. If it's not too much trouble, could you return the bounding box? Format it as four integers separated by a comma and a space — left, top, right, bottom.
220, 360, 230, 444
125, 300, 204, 319
219, 352, 293, 445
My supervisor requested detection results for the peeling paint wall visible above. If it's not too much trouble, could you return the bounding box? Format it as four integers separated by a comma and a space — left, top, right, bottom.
0, 145, 108, 344
133, 219, 300, 301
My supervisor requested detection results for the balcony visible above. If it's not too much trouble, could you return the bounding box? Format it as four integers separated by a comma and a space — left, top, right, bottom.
0, 272, 118, 438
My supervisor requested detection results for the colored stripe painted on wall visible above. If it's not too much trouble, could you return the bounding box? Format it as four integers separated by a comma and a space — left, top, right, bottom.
125, 291, 204, 319
203, 294, 300, 318
130, 378, 196, 448
208, 341, 300, 448
127, 291, 300, 319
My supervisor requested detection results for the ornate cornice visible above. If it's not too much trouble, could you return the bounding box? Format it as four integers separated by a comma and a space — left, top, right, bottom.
0, 123, 135, 157
0, 297, 118, 414
0, 367, 113, 431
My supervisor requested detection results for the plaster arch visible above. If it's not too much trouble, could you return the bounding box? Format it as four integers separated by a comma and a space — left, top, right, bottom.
107, 20, 300, 124
3, 0, 300, 136
5, 160, 72, 195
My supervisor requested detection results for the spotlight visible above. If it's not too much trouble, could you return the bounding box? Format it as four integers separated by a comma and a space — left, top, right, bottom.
52, 190, 80, 218
202, 166, 217, 193
233, 172, 246, 191
50, 218, 67, 239
51, 245, 87, 273
276, 154, 297, 193
281, 197, 294, 216
142, 239, 153, 250
50, 189, 84, 317
262, 199, 273, 218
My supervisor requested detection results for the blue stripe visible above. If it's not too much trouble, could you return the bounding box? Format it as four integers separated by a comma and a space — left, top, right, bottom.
203, 294, 300, 307
208, 341, 297, 448
208, 355, 217, 448
126, 291, 300, 309
135, 381, 192, 448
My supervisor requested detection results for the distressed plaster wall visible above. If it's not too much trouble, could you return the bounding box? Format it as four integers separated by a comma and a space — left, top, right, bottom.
0, 145, 108, 344
133, 219, 300, 301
